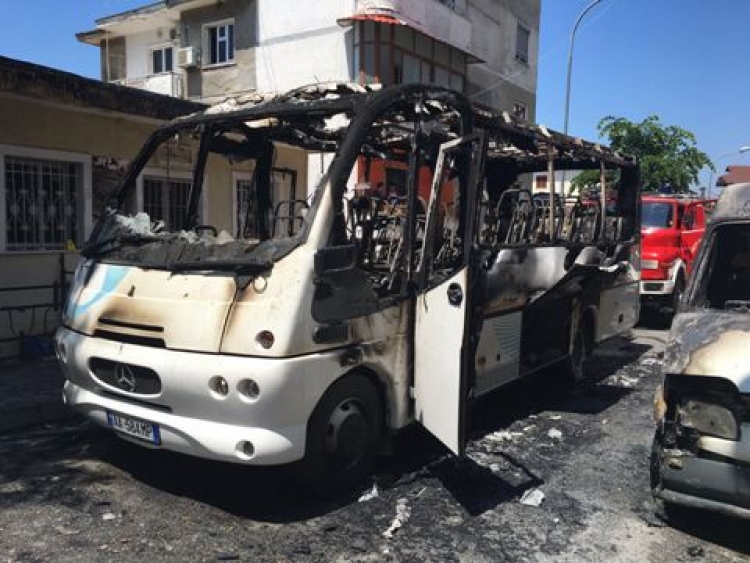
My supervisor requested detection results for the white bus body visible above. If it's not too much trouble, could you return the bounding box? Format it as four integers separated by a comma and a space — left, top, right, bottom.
56, 84, 640, 493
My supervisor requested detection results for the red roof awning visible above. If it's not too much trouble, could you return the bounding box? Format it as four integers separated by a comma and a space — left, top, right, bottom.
337, 13, 404, 26
718, 165, 750, 187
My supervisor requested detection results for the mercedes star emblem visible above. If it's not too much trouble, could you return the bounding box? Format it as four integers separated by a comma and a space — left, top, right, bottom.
114, 363, 137, 392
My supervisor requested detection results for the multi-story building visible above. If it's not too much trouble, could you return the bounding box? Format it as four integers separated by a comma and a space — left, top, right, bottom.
77, 0, 539, 118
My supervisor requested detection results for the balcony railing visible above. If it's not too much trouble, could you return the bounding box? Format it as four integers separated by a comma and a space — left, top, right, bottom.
112, 72, 182, 98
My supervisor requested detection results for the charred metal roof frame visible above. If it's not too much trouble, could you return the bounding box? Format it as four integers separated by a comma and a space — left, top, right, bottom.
0, 56, 205, 121
164, 82, 634, 171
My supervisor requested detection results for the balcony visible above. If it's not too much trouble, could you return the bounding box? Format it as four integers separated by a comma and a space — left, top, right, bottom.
348, 0, 473, 56
113, 72, 182, 98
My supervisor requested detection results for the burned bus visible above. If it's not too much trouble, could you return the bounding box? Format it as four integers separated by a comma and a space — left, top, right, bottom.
56, 83, 640, 494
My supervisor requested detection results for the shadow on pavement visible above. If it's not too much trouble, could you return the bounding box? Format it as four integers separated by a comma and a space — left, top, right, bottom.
663, 505, 750, 555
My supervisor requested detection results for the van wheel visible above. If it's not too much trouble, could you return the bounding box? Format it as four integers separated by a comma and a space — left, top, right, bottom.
299, 374, 382, 497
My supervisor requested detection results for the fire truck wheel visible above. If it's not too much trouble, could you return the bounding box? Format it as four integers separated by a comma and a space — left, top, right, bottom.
670, 273, 685, 313
298, 373, 382, 497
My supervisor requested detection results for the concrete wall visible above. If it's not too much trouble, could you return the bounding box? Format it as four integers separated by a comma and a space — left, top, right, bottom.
465, 0, 540, 117
255, 0, 353, 92
182, 0, 258, 101
0, 251, 78, 359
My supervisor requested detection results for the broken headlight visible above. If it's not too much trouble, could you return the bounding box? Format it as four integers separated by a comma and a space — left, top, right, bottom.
678, 399, 739, 441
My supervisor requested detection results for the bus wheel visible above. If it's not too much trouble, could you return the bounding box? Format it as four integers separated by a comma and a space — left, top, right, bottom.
301, 374, 382, 497
563, 322, 589, 384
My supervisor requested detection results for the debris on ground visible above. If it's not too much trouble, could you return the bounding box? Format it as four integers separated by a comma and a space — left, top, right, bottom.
358, 483, 379, 502
382, 498, 411, 538
486, 430, 521, 442
687, 545, 705, 558
547, 428, 563, 440
519, 488, 545, 507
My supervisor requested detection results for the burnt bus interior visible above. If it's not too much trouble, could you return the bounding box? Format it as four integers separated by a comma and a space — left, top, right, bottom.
84, 84, 638, 371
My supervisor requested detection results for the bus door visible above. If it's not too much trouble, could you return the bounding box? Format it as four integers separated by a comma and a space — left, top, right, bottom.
413, 133, 485, 455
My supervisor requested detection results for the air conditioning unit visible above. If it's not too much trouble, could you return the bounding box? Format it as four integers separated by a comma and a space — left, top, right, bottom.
177, 47, 197, 68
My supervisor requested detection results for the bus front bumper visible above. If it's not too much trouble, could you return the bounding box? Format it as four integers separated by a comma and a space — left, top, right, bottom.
62, 380, 305, 465
55, 326, 346, 466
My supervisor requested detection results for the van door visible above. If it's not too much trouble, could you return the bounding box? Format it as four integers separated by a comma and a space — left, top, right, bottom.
413, 133, 485, 455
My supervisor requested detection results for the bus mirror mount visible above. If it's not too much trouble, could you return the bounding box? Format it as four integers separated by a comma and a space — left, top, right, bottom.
314, 244, 358, 277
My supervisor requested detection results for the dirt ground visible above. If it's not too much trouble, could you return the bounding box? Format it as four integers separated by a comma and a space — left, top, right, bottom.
1, 328, 748, 562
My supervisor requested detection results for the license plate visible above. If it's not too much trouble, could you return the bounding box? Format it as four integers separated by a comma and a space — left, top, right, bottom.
106, 411, 161, 445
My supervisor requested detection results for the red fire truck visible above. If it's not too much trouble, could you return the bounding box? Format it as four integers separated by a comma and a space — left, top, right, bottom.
640, 194, 715, 316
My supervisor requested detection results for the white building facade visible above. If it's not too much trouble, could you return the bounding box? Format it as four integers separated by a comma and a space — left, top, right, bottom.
78, 0, 539, 117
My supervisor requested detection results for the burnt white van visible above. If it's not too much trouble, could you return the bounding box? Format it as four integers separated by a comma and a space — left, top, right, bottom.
652, 182, 750, 519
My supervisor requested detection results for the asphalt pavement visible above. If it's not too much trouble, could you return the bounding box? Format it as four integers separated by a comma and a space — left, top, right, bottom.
0, 354, 71, 433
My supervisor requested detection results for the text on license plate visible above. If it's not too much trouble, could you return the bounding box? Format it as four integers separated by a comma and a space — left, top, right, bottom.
106, 411, 161, 445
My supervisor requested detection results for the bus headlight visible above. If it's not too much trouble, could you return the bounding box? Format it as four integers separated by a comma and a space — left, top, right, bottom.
678, 399, 739, 441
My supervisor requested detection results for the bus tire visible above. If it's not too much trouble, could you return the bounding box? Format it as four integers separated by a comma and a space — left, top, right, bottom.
298, 373, 382, 497
563, 318, 591, 385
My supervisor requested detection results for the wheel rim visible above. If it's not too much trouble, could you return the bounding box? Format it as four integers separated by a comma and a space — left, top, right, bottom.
323, 398, 368, 472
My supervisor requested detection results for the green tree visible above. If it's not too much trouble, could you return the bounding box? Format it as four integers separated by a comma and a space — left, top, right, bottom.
571, 115, 713, 193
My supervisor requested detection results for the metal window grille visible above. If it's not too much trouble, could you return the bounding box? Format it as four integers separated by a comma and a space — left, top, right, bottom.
4, 155, 81, 251
143, 176, 192, 231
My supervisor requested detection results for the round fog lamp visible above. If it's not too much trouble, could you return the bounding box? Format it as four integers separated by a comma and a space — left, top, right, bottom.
236, 440, 255, 460
209, 376, 229, 399
238, 379, 260, 401
256, 330, 275, 349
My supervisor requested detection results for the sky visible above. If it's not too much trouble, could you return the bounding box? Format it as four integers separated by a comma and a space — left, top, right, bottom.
0, 0, 748, 189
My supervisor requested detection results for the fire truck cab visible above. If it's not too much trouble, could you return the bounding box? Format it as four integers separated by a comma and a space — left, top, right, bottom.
640, 194, 714, 316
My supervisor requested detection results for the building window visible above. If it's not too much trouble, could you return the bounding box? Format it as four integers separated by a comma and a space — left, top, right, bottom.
513, 102, 527, 121
4, 155, 82, 251
355, 21, 466, 90
205, 20, 235, 65
151, 45, 174, 74
515, 23, 530, 63
143, 176, 192, 231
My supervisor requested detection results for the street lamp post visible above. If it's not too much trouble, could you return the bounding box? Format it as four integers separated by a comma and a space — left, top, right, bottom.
563, 0, 604, 135
707, 146, 750, 198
